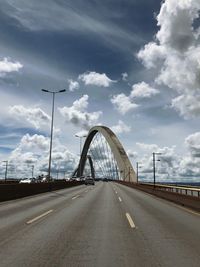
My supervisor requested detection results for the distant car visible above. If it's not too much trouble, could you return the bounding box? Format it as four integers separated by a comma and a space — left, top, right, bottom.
71, 176, 78, 181
85, 177, 95, 185
80, 176, 85, 181
71, 176, 85, 182
102, 178, 108, 182
41, 177, 48, 182
19, 178, 35, 184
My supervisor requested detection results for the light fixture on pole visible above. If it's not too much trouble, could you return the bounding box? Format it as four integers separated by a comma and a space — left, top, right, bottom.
152, 152, 161, 188
41, 89, 66, 181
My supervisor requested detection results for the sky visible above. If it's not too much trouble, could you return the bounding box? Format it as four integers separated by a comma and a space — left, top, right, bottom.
0, 0, 199, 182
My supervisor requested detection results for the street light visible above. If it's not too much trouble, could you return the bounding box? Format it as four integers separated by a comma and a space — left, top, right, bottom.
31, 165, 34, 178
41, 89, 66, 181
152, 152, 162, 188
136, 162, 142, 183
2, 161, 8, 182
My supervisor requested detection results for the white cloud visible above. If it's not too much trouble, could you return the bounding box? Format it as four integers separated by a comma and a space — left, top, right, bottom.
8, 133, 79, 178
176, 132, 200, 178
135, 142, 181, 181
19, 134, 49, 151
156, 0, 200, 49
79, 71, 114, 87
0, 57, 23, 76
185, 132, 200, 157
110, 82, 159, 115
111, 93, 138, 115
73, 94, 88, 110
68, 79, 79, 91
75, 130, 88, 138
9, 134, 50, 177
136, 142, 159, 152
178, 156, 200, 178
111, 81, 158, 115
121, 72, 128, 81
137, 0, 200, 118
127, 149, 137, 159
58, 95, 102, 130
9, 105, 50, 129
111, 120, 131, 135
130, 82, 159, 98
135, 137, 200, 181
137, 42, 166, 69
171, 94, 200, 119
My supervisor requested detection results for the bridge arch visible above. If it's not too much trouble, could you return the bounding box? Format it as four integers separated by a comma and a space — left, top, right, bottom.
77, 126, 136, 182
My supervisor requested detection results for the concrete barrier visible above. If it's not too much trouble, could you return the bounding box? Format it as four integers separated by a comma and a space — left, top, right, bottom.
0, 181, 83, 202
116, 181, 200, 212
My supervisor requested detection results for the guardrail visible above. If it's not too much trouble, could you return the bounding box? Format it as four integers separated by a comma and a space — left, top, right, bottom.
116, 181, 200, 212
140, 183, 200, 198
0, 181, 84, 202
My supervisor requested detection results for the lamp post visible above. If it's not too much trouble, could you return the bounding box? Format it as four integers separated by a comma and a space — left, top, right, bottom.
153, 152, 161, 188
75, 134, 87, 177
31, 165, 34, 178
3, 160, 8, 182
136, 162, 142, 183
41, 89, 66, 181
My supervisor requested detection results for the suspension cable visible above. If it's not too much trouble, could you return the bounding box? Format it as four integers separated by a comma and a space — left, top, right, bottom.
89, 141, 106, 178
92, 134, 108, 178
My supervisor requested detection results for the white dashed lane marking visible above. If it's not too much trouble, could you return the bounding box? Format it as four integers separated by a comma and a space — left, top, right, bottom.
26, 210, 53, 225
72, 195, 80, 200
126, 213, 136, 229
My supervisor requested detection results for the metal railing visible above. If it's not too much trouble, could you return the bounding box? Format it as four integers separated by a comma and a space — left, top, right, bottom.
140, 183, 200, 198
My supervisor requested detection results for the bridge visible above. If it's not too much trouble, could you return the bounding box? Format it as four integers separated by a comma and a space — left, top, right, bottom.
73, 125, 136, 182
0, 126, 199, 267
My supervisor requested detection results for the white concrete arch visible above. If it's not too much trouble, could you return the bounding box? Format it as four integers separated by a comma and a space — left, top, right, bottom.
78, 126, 136, 182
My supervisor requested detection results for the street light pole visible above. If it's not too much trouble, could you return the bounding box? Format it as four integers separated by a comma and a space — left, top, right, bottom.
42, 89, 66, 181
136, 162, 139, 183
153, 152, 161, 188
48, 91, 55, 181
3, 161, 8, 182
31, 165, 34, 178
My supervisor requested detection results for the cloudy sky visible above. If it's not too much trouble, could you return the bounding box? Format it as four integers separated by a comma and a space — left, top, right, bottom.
0, 0, 199, 181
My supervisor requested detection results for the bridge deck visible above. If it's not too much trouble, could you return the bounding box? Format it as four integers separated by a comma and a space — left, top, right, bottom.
0, 182, 199, 267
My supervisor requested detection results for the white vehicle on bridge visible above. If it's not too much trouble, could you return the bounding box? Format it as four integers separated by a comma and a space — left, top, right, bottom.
19, 178, 36, 184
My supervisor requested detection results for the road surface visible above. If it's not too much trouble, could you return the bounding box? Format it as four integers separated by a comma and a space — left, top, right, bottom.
0, 182, 199, 267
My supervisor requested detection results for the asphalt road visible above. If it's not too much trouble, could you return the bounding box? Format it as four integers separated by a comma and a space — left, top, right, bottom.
0, 182, 199, 267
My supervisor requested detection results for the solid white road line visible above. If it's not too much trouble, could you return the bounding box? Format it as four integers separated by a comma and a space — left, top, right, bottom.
72, 195, 80, 200
126, 213, 136, 228
118, 197, 122, 202
26, 210, 53, 225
